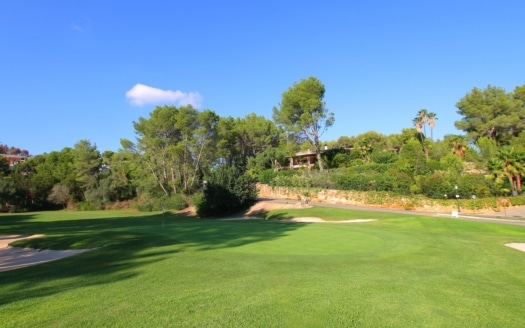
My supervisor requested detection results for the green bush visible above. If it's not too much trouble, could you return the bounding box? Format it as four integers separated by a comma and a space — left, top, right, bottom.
135, 194, 188, 212
196, 165, 258, 217
333, 174, 370, 191
258, 169, 276, 184
373, 172, 397, 192
76, 201, 98, 211
330, 153, 351, 168
458, 174, 492, 198
370, 151, 398, 164
419, 172, 449, 199
353, 163, 393, 174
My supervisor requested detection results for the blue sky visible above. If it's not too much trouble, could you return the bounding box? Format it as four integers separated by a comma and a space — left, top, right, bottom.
2, 1, 524, 155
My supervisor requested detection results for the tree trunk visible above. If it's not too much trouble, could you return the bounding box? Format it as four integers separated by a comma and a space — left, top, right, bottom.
316, 149, 324, 171
312, 132, 324, 171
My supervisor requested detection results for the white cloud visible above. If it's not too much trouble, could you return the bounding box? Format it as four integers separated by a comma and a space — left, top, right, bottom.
71, 23, 84, 32
126, 83, 203, 108
70, 17, 91, 33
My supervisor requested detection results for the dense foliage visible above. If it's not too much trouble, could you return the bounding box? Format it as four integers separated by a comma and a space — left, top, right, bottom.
1, 81, 524, 213
196, 165, 258, 217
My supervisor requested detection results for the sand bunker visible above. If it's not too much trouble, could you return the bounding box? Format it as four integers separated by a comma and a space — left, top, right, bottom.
221, 216, 375, 223
0, 235, 91, 272
279, 217, 375, 223
505, 243, 525, 253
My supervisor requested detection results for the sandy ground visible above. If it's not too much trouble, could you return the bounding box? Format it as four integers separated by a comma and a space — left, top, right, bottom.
221, 216, 375, 223
0, 235, 91, 272
505, 243, 525, 252
222, 200, 377, 223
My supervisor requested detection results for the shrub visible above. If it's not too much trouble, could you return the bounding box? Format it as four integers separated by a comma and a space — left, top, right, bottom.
458, 174, 492, 198
330, 153, 351, 168
196, 165, 258, 217
418, 172, 450, 199
76, 201, 98, 211
258, 169, 276, 184
135, 194, 188, 212
333, 174, 370, 191
370, 151, 398, 164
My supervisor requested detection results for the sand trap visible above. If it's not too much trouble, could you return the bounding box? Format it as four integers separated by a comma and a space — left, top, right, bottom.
505, 243, 525, 253
0, 235, 92, 272
279, 217, 375, 223
220, 217, 375, 223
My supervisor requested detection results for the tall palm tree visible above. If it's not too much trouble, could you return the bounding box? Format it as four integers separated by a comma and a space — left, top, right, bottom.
412, 117, 424, 141
417, 109, 428, 137
427, 112, 437, 140
412, 116, 429, 161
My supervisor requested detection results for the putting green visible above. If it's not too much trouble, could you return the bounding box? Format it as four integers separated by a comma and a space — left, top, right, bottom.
224, 223, 388, 255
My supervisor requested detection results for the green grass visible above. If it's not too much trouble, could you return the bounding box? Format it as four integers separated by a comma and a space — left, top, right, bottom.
1, 208, 525, 327
258, 206, 407, 221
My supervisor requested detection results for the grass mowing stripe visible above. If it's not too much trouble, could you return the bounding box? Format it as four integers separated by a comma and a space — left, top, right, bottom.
1, 209, 525, 327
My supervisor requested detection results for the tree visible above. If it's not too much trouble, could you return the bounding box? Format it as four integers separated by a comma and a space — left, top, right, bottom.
169, 107, 219, 192
455, 85, 525, 145
133, 105, 179, 195
273, 77, 334, 171
427, 112, 438, 140
216, 116, 241, 166
47, 184, 70, 209
445, 135, 468, 158
495, 146, 525, 193
196, 165, 258, 217
356, 138, 372, 163
0, 156, 9, 176
397, 138, 429, 176
486, 158, 510, 195
217, 114, 282, 168
412, 116, 425, 141
412, 113, 429, 161
236, 113, 281, 164
73, 140, 100, 188
72, 140, 101, 195
133, 105, 219, 195
476, 136, 498, 161
416, 109, 428, 137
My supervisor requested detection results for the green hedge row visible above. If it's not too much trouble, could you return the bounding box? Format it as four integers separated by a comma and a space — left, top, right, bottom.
262, 165, 515, 200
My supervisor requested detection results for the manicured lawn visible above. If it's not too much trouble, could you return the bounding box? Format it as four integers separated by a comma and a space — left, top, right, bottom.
1, 208, 525, 327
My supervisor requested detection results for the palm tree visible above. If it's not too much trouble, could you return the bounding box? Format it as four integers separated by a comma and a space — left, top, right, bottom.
451, 138, 468, 158
412, 117, 424, 141
486, 158, 514, 195
427, 112, 437, 140
357, 139, 372, 163
496, 146, 525, 193
417, 109, 428, 137
412, 116, 428, 160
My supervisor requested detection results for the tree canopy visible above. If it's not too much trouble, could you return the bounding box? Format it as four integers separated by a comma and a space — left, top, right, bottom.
455, 85, 525, 145
273, 76, 334, 170
5, 81, 525, 212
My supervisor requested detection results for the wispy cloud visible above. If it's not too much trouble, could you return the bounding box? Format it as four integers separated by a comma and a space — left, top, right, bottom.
71, 23, 84, 32
70, 17, 91, 33
126, 83, 203, 108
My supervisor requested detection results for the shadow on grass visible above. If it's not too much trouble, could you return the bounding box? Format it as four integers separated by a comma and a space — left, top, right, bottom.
0, 211, 303, 306
265, 212, 298, 221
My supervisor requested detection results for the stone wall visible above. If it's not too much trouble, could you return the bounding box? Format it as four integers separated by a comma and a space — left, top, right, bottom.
257, 184, 497, 214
